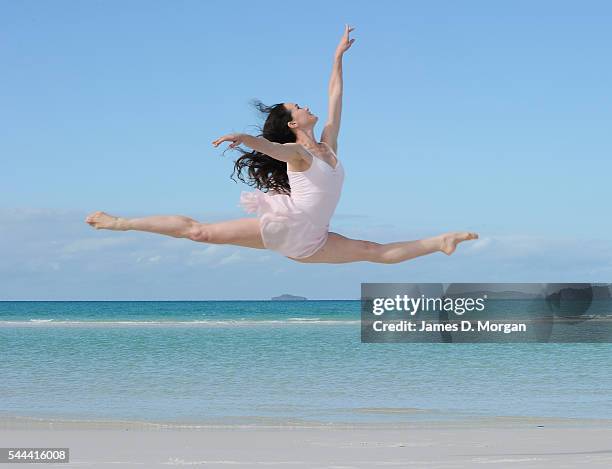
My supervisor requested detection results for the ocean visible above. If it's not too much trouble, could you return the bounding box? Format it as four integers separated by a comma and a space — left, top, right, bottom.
1, 301, 611, 426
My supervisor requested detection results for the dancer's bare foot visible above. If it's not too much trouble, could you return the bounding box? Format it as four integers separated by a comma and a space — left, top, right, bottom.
439, 232, 479, 255
85, 211, 127, 231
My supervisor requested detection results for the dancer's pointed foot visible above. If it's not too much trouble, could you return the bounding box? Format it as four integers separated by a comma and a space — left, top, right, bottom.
439, 232, 479, 255
85, 211, 127, 231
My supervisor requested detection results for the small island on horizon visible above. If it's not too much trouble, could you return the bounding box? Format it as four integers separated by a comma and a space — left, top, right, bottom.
271, 294, 308, 301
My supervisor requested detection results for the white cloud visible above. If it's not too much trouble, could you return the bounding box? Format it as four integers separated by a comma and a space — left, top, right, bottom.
0, 207, 75, 222
60, 237, 135, 254
217, 251, 243, 266
185, 245, 226, 266
464, 236, 493, 253
469, 234, 612, 261
192, 245, 223, 257
24, 260, 61, 272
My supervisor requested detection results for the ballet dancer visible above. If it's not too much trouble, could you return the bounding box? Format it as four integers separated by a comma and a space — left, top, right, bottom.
86, 25, 478, 264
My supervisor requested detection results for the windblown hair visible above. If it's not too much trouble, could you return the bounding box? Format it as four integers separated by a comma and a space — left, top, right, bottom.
230, 100, 295, 195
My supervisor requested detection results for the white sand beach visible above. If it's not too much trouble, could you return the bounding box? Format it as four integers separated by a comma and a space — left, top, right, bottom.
2, 417, 612, 468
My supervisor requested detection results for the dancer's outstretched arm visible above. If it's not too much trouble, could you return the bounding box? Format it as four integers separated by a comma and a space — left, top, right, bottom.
212, 133, 307, 164
321, 24, 355, 153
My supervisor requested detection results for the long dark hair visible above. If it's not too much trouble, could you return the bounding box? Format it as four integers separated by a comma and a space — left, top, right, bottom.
230, 100, 295, 195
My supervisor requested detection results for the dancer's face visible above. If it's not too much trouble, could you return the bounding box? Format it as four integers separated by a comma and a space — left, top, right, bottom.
284, 103, 317, 132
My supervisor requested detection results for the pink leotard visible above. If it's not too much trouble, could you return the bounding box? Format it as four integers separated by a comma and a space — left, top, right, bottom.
239, 142, 345, 259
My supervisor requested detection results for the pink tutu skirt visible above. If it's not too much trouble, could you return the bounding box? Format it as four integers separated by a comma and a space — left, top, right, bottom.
239, 190, 329, 259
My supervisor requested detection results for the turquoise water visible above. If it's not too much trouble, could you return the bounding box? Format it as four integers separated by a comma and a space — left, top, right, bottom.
1, 301, 611, 425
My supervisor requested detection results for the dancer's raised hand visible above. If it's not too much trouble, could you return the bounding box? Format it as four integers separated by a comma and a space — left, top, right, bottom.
335, 24, 355, 58
212, 133, 244, 149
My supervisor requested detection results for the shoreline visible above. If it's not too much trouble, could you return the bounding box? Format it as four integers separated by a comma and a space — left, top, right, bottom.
3, 413, 612, 431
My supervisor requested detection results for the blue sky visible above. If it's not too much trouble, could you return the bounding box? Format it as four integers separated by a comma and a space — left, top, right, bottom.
2, 1, 611, 299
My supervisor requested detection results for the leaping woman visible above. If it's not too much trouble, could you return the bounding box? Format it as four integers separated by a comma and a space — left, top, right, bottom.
86, 25, 478, 263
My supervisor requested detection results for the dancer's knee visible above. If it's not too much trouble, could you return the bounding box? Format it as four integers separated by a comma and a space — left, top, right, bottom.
186, 223, 213, 242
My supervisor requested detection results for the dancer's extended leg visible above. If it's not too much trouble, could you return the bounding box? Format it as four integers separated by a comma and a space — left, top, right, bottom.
85, 212, 476, 263
85, 211, 265, 249
289, 232, 478, 264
